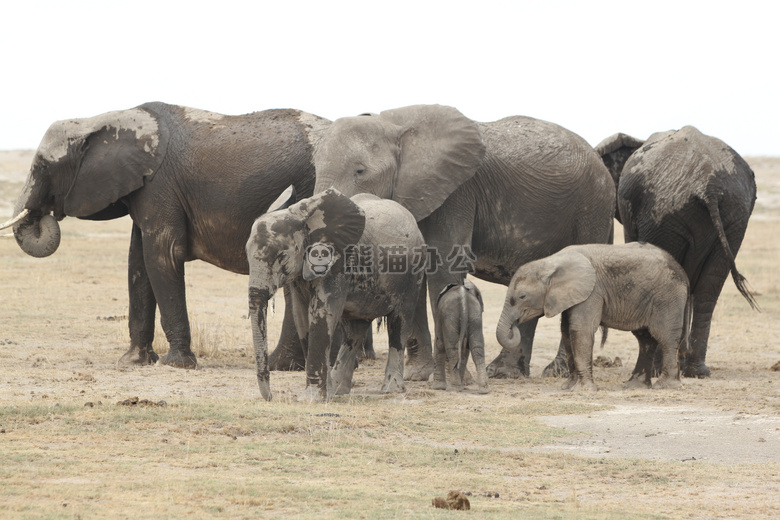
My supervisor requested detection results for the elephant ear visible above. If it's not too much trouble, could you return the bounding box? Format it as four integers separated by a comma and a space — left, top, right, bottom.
63, 107, 169, 217
594, 132, 644, 185
298, 188, 366, 280
379, 105, 485, 221
542, 249, 597, 318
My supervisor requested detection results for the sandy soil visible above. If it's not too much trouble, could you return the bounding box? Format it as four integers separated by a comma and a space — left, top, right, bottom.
1, 151, 779, 517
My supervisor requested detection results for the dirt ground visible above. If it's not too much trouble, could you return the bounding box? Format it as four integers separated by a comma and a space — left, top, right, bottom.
1, 150, 779, 518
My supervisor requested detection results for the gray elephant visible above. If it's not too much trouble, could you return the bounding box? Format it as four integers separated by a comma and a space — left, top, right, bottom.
246, 188, 424, 401
497, 243, 691, 391
596, 126, 758, 378
0, 102, 328, 369
432, 279, 489, 393
306, 104, 615, 381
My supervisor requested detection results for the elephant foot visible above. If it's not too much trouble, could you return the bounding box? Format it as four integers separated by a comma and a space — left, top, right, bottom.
432, 379, 447, 391
118, 345, 159, 366
566, 379, 598, 392
404, 355, 434, 382
381, 372, 406, 394
298, 385, 325, 403
486, 350, 527, 379
541, 356, 569, 378
653, 375, 682, 389
681, 360, 711, 379
561, 376, 578, 390
623, 375, 652, 390
475, 384, 491, 394
160, 348, 197, 369
268, 343, 306, 371
360, 342, 377, 360
327, 374, 353, 398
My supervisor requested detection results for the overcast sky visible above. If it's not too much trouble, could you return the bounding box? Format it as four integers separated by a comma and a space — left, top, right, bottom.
1, 0, 777, 155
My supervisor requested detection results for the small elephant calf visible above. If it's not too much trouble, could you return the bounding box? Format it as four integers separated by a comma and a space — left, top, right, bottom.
433, 280, 489, 393
496, 243, 691, 390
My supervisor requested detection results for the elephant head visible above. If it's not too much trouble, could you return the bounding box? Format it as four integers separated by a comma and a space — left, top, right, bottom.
245, 188, 366, 400
594, 132, 645, 223
0, 105, 169, 257
496, 249, 596, 350
313, 104, 486, 221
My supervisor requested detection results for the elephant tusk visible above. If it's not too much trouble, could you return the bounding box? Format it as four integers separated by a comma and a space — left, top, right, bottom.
0, 208, 30, 230
0, 233, 15, 238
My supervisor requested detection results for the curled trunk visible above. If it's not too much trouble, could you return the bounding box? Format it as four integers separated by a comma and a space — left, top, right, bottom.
15, 213, 61, 258
496, 309, 522, 350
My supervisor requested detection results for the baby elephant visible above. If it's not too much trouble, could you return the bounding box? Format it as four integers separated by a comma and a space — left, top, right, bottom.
433, 280, 490, 393
496, 243, 690, 391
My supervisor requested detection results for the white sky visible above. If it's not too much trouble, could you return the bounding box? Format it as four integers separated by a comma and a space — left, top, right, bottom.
1, 0, 778, 155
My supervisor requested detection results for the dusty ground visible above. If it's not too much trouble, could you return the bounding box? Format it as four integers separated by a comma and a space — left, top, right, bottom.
1, 150, 779, 518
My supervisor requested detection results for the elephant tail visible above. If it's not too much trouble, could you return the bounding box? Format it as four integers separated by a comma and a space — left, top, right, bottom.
599, 325, 608, 349
706, 199, 760, 311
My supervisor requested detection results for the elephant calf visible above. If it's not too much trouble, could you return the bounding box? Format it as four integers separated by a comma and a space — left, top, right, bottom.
496, 243, 691, 391
432, 280, 489, 393
246, 188, 424, 401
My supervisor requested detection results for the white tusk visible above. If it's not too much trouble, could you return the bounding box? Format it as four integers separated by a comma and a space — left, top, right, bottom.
0, 208, 30, 230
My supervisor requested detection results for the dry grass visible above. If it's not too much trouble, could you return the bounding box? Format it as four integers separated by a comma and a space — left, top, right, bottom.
1, 155, 779, 518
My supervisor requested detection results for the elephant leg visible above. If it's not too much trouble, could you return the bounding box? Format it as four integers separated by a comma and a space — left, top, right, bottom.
683, 254, 730, 378
541, 337, 570, 378
487, 318, 536, 379
381, 313, 407, 394
304, 289, 345, 400
141, 225, 196, 369
563, 311, 599, 392
119, 225, 159, 365
361, 328, 376, 360
403, 284, 435, 381
328, 320, 369, 399
268, 285, 307, 371
560, 314, 579, 390
432, 332, 448, 390
624, 329, 655, 389
652, 333, 683, 390
469, 327, 490, 394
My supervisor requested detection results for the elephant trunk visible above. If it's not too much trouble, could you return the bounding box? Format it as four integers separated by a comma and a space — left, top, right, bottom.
13, 213, 61, 258
496, 307, 522, 350
249, 285, 274, 401
6, 174, 61, 258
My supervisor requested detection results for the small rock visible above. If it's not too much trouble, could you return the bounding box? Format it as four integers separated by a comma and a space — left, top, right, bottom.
771, 361, 780, 372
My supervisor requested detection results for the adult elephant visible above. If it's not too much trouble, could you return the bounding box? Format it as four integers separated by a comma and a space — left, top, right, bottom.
0, 102, 328, 368
596, 126, 759, 378
303, 104, 615, 380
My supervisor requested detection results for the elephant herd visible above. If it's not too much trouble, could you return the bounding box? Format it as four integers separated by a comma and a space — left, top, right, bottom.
0, 102, 758, 401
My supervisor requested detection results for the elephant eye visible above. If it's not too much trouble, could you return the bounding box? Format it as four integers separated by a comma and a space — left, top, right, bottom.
518, 294, 526, 300
355, 169, 365, 175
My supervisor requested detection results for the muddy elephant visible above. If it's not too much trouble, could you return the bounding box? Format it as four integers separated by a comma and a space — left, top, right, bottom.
596, 126, 758, 378
305, 104, 615, 381
0, 102, 328, 368
246, 189, 424, 401
433, 279, 489, 393
497, 243, 691, 391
